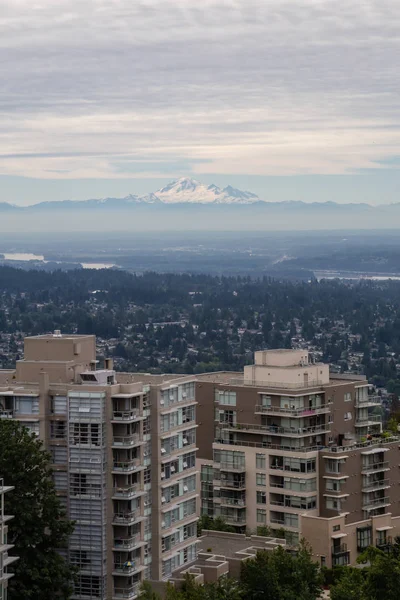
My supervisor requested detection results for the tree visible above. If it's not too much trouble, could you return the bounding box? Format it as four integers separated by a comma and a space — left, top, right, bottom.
140, 581, 162, 600
0, 420, 75, 600
330, 568, 365, 600
241, 542, 322, 600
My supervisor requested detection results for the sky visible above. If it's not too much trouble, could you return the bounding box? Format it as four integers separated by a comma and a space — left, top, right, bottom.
1, 0, 400, 206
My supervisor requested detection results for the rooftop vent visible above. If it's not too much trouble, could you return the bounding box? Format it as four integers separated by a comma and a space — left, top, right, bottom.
53, 330, 62, 338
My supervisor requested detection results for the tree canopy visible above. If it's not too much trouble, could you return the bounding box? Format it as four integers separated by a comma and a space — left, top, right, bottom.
0, 420, 75, 600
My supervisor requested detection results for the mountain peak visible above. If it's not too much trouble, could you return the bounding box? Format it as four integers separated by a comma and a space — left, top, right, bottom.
155, 178, 262, 204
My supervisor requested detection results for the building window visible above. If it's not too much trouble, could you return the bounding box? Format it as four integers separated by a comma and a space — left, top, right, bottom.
344, 392, 352, 402
144, 467, 151, 484
320, 556, 326, 567
357, 527, 372, 551
333, 524, 341, 532
261, 395, 272, 407
344, 412, 352, 421
256, 473, 266, 486
215, 390, 236, 406
257, 509, 266, 524
256, 454, 266, 469
326, 497, 341, 511
257, 491, 267, 504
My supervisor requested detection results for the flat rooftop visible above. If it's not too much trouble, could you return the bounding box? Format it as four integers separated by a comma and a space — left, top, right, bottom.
198, 531, 286, 559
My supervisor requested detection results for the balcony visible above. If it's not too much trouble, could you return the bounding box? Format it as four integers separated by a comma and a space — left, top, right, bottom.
112, 485, 144, 500
356, 396, 381, 408
112, 435, 142, 449
113, 511, 142, 526
355, 415, 382, 427
218, 497, 246, 507
219, 422, 329, 437
0, 410, 14, 419
113, 535, 142, 551
362, 479, 390, 492
361, 461, 389, 475
222, 514, 247, 525
332, 544, 350, 566
113, 583, 140, 599
112, 410, 142, 423
216, 461, 246, 473
113, 560, 143, 576
362, 496, 390, 510
255, 405, 330, 417
214, 478, 246, 490
112, 459, 143, 474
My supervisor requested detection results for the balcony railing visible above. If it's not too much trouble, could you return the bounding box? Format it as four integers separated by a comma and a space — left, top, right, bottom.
332, 543, 348, 555
113, 560, 142, 575
229, 377, 325, 390
112, 485, 143, 499
216, 460, 246, 472
112, 435, 142, 448
112, 459, 142, 473
219, 497, 246, 507
219, 422, 329, 437
361, 461, 389, 474
113, 535, 141, 551
362, 496, 390, 510
221, 514, 247, 524
355, 415, 382, 426
113, 583, 140, 599
0, 410, 14, 419
112, 410, 142, 421
214, 478, 246, 489
255, 405, 329, 417
362, 479, 389, 491
113, 511, 141, 525
356, 396, 381, 406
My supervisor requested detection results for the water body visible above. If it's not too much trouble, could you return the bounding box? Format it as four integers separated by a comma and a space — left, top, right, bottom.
315, 271, 400, 281
2, 253, 115, 270
3, 252, 45, 261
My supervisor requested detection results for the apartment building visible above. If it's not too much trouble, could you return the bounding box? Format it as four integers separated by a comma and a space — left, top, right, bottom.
0, 333, 199, 600
0, 479, 18, 599
195, 349, 400, 565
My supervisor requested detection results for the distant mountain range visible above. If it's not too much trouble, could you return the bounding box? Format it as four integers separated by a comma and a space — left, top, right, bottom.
1, 177, 400, 232
0, 178, 398, 213
0, 178, 263, 210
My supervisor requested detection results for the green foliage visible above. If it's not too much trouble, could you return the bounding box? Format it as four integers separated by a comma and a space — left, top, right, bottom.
0, 420, 75, 600
140, 581, 162, 600
240, 541, 322, 600
329, 545, 400, 600
197, 515, 235, 536
330, 568, 365, 600
163, 575, 244, 600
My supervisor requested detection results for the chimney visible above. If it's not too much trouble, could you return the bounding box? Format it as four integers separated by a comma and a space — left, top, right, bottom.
90, 360, 98, 372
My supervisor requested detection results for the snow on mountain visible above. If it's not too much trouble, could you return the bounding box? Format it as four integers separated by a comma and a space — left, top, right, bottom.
154, 178, 262, 204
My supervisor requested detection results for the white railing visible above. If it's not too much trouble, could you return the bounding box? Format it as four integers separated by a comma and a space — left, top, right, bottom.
229, 377, 325, 390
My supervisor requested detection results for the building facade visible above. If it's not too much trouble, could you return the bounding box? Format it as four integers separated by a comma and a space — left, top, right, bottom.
0, 480, 18, 599
195, 349, 400, 565
1, 334, 399, 595
0, 333, 199, 600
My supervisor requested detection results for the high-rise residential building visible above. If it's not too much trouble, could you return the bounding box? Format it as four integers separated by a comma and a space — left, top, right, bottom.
195, 349, 400, 567
0, 333, 199, 600
0, 479, 18, 599
1, 334, 399, 597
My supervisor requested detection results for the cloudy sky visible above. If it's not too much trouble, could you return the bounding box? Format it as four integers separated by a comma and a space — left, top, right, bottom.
1, 0, 400, 205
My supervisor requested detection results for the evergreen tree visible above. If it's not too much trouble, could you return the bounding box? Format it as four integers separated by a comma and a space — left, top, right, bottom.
0, 420, 75, 600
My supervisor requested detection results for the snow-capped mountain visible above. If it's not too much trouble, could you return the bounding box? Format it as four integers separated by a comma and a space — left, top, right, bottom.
154, 178, 261, 204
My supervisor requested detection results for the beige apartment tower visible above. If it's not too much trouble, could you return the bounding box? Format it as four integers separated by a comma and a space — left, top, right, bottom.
0, 333, 199, 600
196, 348, 400, 567
1, 335, 399, 598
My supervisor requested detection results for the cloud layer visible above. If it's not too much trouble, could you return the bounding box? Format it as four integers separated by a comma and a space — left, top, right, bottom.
0, 0, 400, 180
